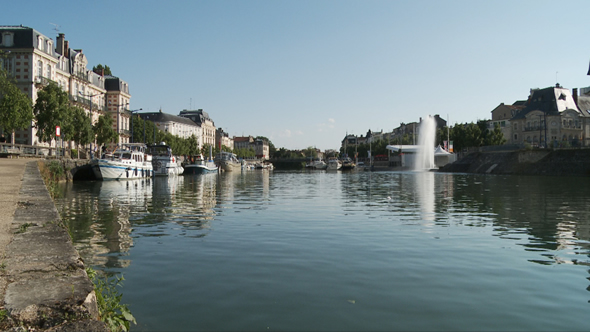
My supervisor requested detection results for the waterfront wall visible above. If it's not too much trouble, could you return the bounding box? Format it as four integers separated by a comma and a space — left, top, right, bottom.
1, 161, 107, 331
440, 149, 590, 176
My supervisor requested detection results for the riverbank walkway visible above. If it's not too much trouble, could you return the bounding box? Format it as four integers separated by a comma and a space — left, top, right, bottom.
0, 158, 107, 331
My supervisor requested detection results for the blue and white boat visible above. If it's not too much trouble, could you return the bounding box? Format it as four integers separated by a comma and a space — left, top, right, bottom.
184, 154, 218, 175
91, 143, 153, 180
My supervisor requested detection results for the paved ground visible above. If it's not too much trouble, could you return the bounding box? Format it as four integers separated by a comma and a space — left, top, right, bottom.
0, 158, 29, 260
0, 158, 108, 331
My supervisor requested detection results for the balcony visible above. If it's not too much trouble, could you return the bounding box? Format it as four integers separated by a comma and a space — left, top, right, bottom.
69, 95, 108, 114
34, 76, 56, 87
73, 70, 89, 82
523, 125, 543, 132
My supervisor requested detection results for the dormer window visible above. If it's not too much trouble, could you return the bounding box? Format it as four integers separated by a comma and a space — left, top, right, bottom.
2, 32, 13, 47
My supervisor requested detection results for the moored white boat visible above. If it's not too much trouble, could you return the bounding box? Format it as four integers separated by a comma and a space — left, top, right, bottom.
306, 158, 328, 170
327, 158, 342, 170
91, 143, 153, 180
149, 142, 184, 176
217, 152, 241, 172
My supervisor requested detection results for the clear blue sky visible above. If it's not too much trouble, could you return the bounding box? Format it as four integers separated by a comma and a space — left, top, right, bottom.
4, 0, 590, 150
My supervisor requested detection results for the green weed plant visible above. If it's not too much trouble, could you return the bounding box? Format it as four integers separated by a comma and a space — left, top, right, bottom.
86, 267, 136, 332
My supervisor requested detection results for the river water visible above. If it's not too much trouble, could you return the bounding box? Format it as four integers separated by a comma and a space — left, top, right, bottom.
55, 170, 590, 331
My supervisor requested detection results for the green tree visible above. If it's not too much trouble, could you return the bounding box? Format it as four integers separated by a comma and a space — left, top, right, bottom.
93, 114, 118, 154
68, 106, 94, 156
0, 67, 33, 143
34, 82, 72, 143
92, 64, 112, 76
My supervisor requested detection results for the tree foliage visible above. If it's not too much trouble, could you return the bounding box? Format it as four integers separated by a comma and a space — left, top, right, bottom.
93, 114, 118, 149
92, 64, 112, 76
68, 106, 94, 149
33, 82, 72, 143
0, 68, 33, 139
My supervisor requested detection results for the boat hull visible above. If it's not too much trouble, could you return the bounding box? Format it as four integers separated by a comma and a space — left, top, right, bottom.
220, 161, 241, 172
184, 164, 218, 175
91, 159, 153, 180
152, 157, 184, 176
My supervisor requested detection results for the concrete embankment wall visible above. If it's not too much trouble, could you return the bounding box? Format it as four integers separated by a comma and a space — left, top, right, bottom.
0, 160, 107, 331
440, 149, 590, 177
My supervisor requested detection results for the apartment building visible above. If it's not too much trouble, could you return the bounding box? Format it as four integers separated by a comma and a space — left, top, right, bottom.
139, 110, 202, 148
0, 26, 132, 147
511, 84, 590, 148
233, 135, 269, 159
216, 128, 233, 150
179, 109, 216, 147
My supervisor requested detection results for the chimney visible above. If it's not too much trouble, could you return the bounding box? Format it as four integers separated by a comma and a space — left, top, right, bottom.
64, 40, 69, 57
56, 33, 65, 55
573, 88, 578, 106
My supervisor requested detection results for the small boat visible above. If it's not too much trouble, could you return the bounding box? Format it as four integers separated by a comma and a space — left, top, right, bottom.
327, 158, 342, 170
184, 147, 218, 175
149, 142, 184, 176
255, 161, 274, 170
91, 143, 153, 180
340, 157, 356, 170
217, 152, 241, 172
306, 158, 328, 170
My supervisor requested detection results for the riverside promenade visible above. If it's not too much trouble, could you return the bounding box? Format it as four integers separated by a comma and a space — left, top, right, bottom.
0, 158, 107, 331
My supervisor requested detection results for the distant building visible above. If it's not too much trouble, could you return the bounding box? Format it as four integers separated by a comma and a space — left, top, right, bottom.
233, 135, 269, 159
139, 110, 202, 148
489, 102, 525, 144
104, 75, 131, 144
216, 128, 233, 150
179, 109, 216, 147
511, 84, 586, 148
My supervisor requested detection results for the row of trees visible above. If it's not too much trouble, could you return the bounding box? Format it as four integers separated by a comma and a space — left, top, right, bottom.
339, 121, 506, 158
0, 70, 119, 153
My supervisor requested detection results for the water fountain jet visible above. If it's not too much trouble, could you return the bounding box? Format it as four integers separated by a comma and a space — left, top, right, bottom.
413, 116, 436, 171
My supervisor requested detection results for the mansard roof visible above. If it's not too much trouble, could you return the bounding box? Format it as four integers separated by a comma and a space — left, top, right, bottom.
0, 25, 36, 49
513, 85, 580, 120
139, 111, 200, 127
179, 109, 214, 126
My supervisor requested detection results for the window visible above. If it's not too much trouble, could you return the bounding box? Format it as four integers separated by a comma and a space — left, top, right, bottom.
1, 57, 13, 74
37, 60, 43, 77
46, 64, 51, 79
2, 32, 13, 47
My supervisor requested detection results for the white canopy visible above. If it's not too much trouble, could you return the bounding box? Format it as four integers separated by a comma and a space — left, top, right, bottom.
434, 145, 452, 155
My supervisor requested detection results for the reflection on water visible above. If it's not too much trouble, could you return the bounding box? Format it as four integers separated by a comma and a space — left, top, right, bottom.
55, 171, 590, 331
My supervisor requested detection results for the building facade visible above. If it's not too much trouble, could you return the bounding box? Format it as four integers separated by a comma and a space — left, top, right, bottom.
139, 110, 202, 148
0, 26, 132, 148
488, 102, 525, 144
233, 135, 269, 159
511, 85, 585, 148
179, 109, 216, 147
215, 128, 233, 150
